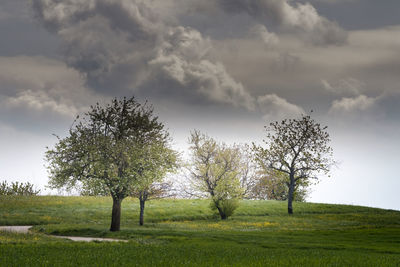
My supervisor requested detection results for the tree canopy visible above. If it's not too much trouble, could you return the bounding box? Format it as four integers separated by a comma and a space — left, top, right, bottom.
46, 97, 177, 231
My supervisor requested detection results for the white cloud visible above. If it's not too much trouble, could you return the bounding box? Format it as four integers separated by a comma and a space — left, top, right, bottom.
321, 77, 364, 96
257, 94, 304, 121
4, 90, 79, 118
329, 95, 375, 114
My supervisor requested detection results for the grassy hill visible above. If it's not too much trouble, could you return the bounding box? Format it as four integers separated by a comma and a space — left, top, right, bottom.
0, 196, 399, 266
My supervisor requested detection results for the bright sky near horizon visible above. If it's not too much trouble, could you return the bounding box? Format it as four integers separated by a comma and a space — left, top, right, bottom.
0, 0, 399, 210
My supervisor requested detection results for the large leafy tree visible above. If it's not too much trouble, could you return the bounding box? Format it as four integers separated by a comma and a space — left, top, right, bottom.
45, 97, 176, 231
253, 115, 334, 214
76, 137, 178, 226
187, 131, 244, 220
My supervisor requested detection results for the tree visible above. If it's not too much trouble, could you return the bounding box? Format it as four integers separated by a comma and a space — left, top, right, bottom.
129, 141, 178, 226
187, 131, 243, 220
253, 114, 334, 214
131, 181, 175, 226
45, 97, 176, 231
76, 141, 178, 226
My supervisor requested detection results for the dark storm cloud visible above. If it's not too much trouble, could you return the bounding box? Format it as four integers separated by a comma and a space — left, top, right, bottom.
19, 0, 400, 123
31, 0, 256, 110
217, 0, 348, 45
155, 0, 347, 45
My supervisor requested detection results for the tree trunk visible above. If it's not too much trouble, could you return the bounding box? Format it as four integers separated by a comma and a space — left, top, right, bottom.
110, 197, 122, 232
216, 204, 227, 220
139, 199, 145, 226
288, 174, 295, 215
219, 211, 227, 220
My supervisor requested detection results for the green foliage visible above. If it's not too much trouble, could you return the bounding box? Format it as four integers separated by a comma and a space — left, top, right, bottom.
79, 179, 110, 196
45, 96, 177, 230
187, 131, 244, 219
129, 141, 178, 200
45, 97, 171, 199
0, 181, 40, 196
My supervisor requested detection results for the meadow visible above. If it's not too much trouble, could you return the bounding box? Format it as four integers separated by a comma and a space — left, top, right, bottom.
0, 196, 399, 266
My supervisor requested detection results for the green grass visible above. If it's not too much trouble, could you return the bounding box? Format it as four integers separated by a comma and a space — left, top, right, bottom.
0, 196, 399, 266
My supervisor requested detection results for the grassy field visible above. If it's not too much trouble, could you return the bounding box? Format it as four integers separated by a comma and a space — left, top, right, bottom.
0, 196, 399, 266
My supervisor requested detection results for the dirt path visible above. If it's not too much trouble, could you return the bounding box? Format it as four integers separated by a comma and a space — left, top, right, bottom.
0, 226, 128, 242
0, 226, 32, 233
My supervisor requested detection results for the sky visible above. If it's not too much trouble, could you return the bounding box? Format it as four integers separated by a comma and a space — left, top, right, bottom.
0, 0, 399, 210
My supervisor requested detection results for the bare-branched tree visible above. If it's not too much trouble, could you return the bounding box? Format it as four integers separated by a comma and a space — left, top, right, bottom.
253, 114, 334, 214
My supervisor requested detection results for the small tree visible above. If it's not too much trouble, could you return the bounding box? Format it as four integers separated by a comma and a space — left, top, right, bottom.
187, 131, 243, 220
129, 141, 178, 226
131, 181, 175, 226
253, 114, 334, 214
45, 97, 176, 231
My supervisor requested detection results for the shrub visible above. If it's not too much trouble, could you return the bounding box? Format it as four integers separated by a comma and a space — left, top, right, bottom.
210, 198, 239, 219
0, 180, 41, 196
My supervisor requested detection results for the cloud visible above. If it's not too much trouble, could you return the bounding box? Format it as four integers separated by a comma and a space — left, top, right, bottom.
249, 24, 279, 48
0, 56, 84, 96
328, 89, 400, 123
327, 91, 400, 126
4, 90, 79, 117
28, 0, 399, 125
31, 0, 256, 110
329, 95, 375, 114
307, 0, 358, 3
32, 0, 160, 93
0, 56, 99, 132
218, 0, 347, 45
257, 94, 304, 121
149, 26, 256, 110
321, 77, 364, 96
